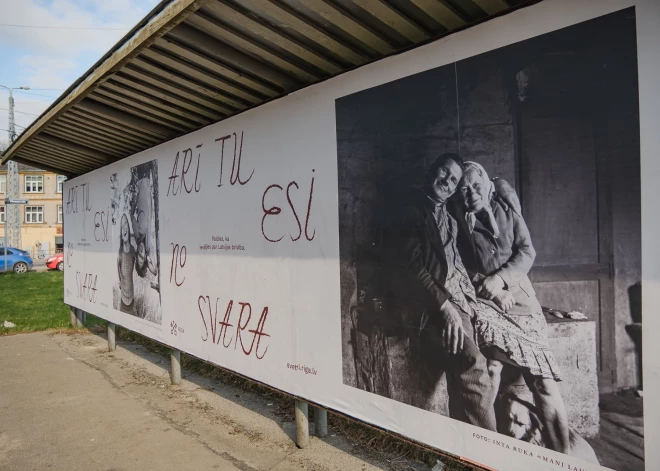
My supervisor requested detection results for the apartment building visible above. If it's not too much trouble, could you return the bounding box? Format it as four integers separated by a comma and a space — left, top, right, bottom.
0, 163, 65, 257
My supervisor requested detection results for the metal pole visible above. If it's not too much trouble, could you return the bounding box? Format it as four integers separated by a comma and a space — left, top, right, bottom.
314, 406, 328, 438
170, 349, 181, 385
70, 306, 83, 327
2, 85, 27, 260
3, 218, 7, 273
75, 308, 84, 327
108, 322, 116, 351
3, 89, 9, 273
295, 400, 310, 448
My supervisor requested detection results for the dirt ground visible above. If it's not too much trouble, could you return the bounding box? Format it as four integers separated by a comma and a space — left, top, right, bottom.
0, 331, 436, 471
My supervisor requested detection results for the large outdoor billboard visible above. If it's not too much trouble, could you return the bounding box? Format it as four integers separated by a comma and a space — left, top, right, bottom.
64, 1, 659, 470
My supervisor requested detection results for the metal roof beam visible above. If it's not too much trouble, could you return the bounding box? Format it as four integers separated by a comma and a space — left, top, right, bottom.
349, 0, 429, 43
21, 144, 97, 174
237, 0, 368, 66
115, 67, 241, 113
75, 99, 179, 139
68, 108, 161, 146
299, 0, 396, 55
409, 0, 466, 30
35, 133, 117, 165
187, 12, 322, 82
62, 112, 158, 149
203, 1, 344, 75
106, 75, 231, 118
91, 88, 204, 129
14, 155, 79, 177
98, 81, 220, 124
134, 51, 264, 104
11, 156, 76, 178
166, 23, 301, 91
47, 121, 139, 156
472, 0, 510, 15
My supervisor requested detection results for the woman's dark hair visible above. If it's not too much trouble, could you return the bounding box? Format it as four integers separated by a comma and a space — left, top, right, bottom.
424, 153, 465, 185
135, 242, 148, 278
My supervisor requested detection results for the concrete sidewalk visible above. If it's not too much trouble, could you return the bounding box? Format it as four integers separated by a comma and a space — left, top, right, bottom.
0, 332, 428, 471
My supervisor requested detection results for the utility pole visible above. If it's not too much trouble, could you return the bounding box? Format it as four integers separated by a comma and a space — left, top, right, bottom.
1, 85, 29, 271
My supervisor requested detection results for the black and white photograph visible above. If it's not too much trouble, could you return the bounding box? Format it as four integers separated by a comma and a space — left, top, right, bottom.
337, 8, 642, 471
111, 159, 162, 324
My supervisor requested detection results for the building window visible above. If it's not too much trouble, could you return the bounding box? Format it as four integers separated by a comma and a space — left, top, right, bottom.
0, 206, 4, 223
25, 206, 44, 223
24, 175, 43, 193
0, 175, 5, 193
58, 205, 63, 224
57, 175, 67, 193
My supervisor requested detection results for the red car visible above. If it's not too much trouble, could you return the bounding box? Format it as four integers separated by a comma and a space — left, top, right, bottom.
46, 253, 64, 271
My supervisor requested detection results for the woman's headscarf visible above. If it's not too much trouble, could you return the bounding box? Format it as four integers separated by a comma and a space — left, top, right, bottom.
463, 161, 500, 239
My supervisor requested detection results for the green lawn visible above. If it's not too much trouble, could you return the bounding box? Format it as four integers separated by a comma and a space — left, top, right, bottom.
0, 271, 105, 335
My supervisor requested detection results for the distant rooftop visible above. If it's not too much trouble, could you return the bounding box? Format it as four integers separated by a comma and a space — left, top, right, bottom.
0, 163, 47, 173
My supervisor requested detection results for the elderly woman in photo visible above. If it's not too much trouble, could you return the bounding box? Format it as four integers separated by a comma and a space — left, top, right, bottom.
454, 161, 569, 453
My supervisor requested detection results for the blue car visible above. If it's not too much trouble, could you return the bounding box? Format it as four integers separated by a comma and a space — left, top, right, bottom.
0, 247, 33, 273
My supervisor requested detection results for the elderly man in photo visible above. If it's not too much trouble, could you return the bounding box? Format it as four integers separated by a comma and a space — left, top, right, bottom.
389, 152, 502, 430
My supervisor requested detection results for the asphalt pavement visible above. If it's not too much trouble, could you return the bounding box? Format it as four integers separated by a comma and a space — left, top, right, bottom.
0, 331, 426, 471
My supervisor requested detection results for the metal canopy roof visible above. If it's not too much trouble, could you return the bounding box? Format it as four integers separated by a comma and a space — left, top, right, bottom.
1, 0, 534, 177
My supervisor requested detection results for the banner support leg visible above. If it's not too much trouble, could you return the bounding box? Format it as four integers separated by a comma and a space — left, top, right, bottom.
170, 349, 181, 385
295, 400, 309, 448
314, 406, 328, 438
108, 323, 116, 351
71, 307, 83, 327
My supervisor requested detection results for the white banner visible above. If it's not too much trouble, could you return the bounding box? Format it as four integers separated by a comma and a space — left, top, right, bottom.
64, 1, 659, 470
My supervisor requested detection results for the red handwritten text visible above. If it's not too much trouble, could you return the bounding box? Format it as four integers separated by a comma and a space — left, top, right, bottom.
169, 243, 187, 287
76, 271, 98, 303
216, 131, 254, 187
94, 209, 110, 242
261, 169, 316, 243
198, 296, 270, 359
167, 145, 202, 196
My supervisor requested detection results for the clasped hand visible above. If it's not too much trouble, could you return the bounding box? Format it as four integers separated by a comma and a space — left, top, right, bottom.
476, 274, 515, 313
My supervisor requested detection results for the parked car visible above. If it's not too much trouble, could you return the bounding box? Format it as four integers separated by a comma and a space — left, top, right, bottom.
0, 247, 33, 273
46, 253, 64, 271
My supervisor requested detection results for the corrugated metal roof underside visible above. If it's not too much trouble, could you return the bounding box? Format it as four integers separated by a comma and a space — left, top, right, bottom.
7, 0, 531, 176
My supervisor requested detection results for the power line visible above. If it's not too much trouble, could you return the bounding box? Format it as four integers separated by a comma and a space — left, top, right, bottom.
0, 107, 40, 117
15, 99, 55, 105
14, 91, 58, 99
0, 127, 22, 135
0, 23, 129, 31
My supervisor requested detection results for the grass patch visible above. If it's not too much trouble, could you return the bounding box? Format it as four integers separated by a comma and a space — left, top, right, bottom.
0, 270, 106, 335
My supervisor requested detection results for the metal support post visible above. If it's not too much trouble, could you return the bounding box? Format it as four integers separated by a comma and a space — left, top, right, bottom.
75, 308, 85, 326
70, 306, 83, 327
314, 406, 328, 438
170, 349, 181, 385
295, 400, 310, 448
108, 322, 116, 351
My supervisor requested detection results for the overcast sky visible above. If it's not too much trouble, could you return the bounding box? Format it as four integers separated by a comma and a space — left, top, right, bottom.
0, 0, 161, 147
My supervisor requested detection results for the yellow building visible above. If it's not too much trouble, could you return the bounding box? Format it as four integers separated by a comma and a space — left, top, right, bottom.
0, 163, 65, 257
